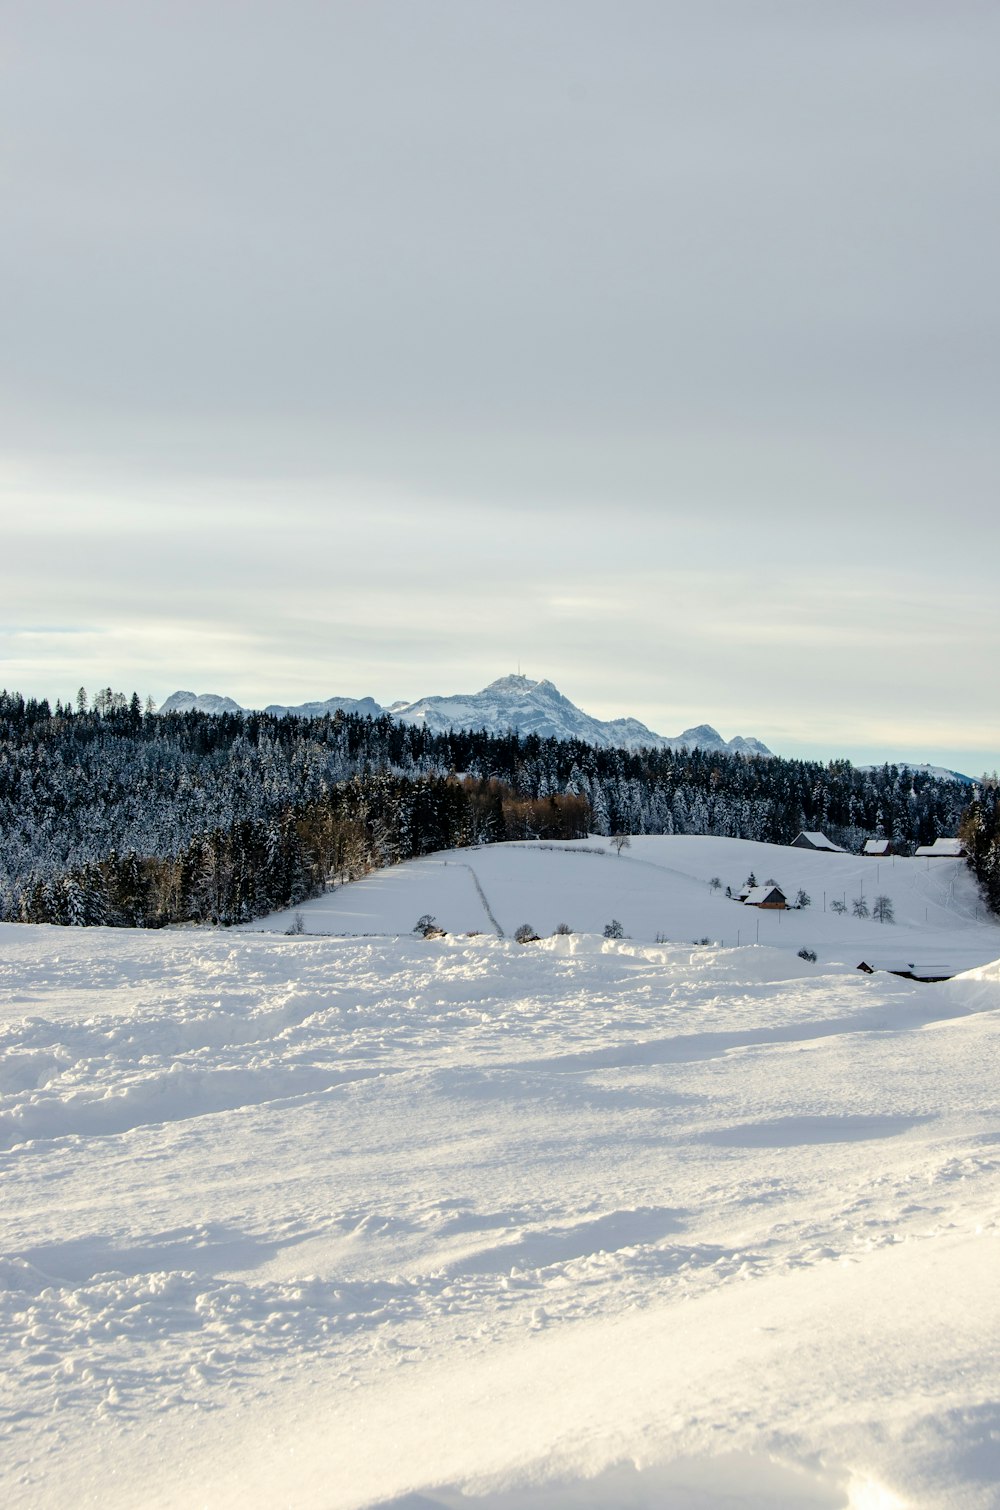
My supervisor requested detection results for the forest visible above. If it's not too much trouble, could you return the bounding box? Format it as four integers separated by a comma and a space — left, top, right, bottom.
0, 688, 992, 928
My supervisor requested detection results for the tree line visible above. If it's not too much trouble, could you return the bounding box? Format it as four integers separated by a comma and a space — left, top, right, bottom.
0, 688, 986, 927
960, 778, 1000, 916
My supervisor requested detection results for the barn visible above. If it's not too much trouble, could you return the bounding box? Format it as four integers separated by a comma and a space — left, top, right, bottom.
743, 884, 787, 909
791, 832, 847, 853
914, 838, 966, 858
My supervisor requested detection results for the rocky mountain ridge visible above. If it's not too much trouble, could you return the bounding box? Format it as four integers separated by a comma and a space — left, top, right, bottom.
159, 675, 773, 756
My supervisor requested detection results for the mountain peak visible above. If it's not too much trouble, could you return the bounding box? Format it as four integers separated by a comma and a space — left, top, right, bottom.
159, 677, 772, 757
483, 674, 539, 694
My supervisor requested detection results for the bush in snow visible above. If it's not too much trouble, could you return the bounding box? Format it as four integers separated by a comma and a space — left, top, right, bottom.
414, 914, 437, 936
284, 912, 305, 935
798, 947, 817, 963
830, 898, 847, 916
514, 923, 540, 943
852, 896, 870, 918
873, 894, 895, 924
603, 919, 625, 939
795, 888, 811, 908
553, 922, 572, 935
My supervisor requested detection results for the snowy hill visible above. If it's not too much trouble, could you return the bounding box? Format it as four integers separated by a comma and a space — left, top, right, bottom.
158, 674, 772, 756
254, 833, 1000, 977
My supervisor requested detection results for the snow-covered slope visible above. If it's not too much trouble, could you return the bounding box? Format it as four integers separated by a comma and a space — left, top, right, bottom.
158, 674, 772, 756
3, 914, 999, 1507
255, 833, 1000, 977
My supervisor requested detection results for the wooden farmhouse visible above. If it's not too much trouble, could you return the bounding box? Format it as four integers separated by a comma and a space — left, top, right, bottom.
791, 831, 847, 853
743, 884, 787, 909
863, 839, 893, 857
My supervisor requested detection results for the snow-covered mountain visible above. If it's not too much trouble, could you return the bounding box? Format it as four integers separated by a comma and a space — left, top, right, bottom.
858, 761, 974, 785
157, 691, 244, 716
391, 676, 773, 755
159, 675, 772, 756
263, 695, 384, 720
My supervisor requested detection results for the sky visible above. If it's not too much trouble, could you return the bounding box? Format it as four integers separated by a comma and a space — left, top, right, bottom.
2, 1, 999, 775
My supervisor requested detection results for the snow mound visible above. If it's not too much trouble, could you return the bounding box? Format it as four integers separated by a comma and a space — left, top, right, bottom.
373, 1451, 854, 1508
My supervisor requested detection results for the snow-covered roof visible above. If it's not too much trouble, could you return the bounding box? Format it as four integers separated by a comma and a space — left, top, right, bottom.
743, 884, 785, 906
857, 960, 955, 981
914, 838, 966, 857
863, 839, 892, 855
793, 832, 847, 852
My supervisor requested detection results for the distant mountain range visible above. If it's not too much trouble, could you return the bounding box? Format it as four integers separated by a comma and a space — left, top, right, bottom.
858, 762, 974, 786
158, 674, 774, 757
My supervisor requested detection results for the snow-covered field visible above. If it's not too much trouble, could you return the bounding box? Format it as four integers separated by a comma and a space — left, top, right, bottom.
3, 837, 1000, 1508
257, 835, 999, 980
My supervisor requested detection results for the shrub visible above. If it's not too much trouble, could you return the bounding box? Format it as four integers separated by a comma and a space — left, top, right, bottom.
798, 947, 817, 963
285, 911, 305, 936
795, 888, 811, 908
414, 913, 437, 936
603, 919, 625, 939
514, 923, 540, 943
553, 922, 572, 935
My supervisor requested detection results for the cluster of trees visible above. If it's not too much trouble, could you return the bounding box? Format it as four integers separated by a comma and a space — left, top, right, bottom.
961, 778, 1000, 916
0, 687, 989, 928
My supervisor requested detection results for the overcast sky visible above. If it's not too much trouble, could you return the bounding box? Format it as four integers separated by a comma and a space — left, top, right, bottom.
3, 1, 998, 773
